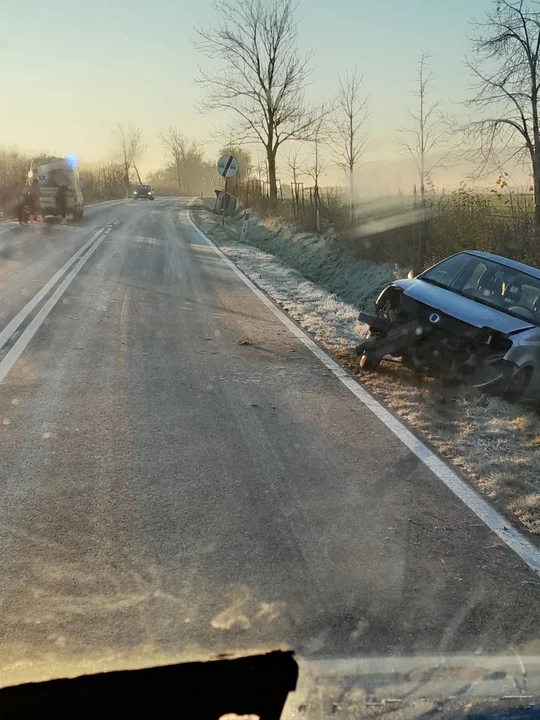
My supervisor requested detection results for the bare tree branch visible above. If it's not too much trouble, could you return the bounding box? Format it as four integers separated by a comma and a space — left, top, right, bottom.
333, 66, 370, 222
158, 127, 188, 193
464, 0, 540, 224
397, 52, 451, 198
114, 123, 146, 191
302, 109, 332, 187
194, 0, 318, 206
157, 130, 212, 195
285, 144, 303, 183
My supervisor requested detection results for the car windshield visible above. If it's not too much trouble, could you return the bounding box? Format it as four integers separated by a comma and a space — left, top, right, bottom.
421, 254, 540, 323
8, 0, 540, 713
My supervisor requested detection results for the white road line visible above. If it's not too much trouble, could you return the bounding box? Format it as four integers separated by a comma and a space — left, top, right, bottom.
304, 654, 540, 698
186, 208, 540, 577
0, 227, 106, 351
0, 228, 111, 385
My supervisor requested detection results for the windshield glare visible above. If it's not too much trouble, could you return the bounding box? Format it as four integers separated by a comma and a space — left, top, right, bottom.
421, 254, 540, 323
8, 0, 540, 709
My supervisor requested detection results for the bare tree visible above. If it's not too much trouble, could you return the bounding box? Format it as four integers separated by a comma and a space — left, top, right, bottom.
286, 145, 303, 207
303, 116, 330, 231
82, 163, 126, 202
304, 136, 328, 189
303, 108, 333, 185
114, 123, 146, 192
398, 52, 449, 203
465, 0, 540, 226
334, 67, 369, 223
0, 150, 30, 188
158, 127, 187, 193
254, 149, 267, 184
195, 0, 322, 207
286, 145, 302, 184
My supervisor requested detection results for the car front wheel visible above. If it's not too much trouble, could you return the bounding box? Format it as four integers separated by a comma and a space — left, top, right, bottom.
504, 366, 532, 402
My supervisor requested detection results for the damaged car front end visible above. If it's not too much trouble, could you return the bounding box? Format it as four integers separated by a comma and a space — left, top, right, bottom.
356, 251, 540, 401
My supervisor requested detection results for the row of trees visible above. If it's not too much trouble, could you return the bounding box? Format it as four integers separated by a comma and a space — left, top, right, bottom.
193, 0, 540, 229
6, 0, 540, 225
109, 125, 252, 198
0, 123, 226, 207
106, 124, 253, 198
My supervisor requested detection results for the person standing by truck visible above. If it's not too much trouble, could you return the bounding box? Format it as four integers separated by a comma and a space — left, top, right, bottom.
56, 183, 69, 224
17, 174, 42, 224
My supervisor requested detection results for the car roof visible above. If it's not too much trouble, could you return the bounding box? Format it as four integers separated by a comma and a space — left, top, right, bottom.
464, 250, 540, 281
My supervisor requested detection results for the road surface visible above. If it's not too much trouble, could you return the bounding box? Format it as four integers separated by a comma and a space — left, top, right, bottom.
1, 198, 540, 690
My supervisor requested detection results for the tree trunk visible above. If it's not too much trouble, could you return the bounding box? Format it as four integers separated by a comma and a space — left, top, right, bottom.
349, 112, 354, 226
176, 161, 182, 195
349, 167, 354, 226
534, 187, 540, 231
267, 149, 278, 211
533, 152, 540, 231
419, 178, 427, 263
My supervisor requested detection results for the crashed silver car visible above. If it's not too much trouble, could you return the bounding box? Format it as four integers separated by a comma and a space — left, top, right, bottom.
356, 250, 540, 401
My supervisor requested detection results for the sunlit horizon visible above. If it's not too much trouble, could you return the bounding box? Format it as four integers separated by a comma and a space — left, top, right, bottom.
1, 0, 521, 194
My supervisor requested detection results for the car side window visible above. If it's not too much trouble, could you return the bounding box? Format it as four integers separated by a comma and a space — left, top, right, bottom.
517, 284, 540, 310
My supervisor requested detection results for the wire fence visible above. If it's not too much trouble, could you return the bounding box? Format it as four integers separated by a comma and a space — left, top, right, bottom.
224, 178, 350, 233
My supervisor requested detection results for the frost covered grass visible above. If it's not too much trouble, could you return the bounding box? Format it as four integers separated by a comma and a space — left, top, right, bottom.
191, 201, 540, 535
219, 244, 366, 351
199, 197, 397, 312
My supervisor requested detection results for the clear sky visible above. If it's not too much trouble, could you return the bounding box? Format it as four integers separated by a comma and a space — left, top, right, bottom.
0, 0, 493, 192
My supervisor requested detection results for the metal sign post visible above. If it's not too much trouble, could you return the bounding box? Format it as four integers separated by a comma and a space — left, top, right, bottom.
222, 176, 228, 227
217, 155, 239, 227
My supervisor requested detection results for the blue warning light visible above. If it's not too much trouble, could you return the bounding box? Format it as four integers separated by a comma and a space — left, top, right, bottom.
66, 154, 77, 169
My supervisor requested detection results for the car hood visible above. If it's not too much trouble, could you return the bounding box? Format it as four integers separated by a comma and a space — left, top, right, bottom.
394, 279, 536, 334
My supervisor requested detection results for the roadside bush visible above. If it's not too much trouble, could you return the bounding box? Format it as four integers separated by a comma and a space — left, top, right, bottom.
427, 185, 537, 266
80, 163, 126, 202
235, 181, 539, 271
0, 149, 32, 218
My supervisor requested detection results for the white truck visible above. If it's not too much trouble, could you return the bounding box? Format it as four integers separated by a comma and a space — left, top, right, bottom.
28, 156, 84, 221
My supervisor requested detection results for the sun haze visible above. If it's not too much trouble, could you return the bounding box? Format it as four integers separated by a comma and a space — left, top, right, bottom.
1, 0, 491, 190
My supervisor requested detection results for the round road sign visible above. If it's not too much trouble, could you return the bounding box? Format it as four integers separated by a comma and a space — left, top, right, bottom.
217, 155, 238, 178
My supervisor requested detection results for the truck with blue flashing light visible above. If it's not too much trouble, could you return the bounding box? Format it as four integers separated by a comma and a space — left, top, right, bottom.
27, 155, 84, 221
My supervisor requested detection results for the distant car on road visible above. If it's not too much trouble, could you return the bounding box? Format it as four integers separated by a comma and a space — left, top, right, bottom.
356, 250, 540, 402
133, 185, 154, 201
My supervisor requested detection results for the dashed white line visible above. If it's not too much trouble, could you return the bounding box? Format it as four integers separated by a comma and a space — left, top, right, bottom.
0, 227, 107, 351
186, 206, 540, 577
0, 227, 111, 384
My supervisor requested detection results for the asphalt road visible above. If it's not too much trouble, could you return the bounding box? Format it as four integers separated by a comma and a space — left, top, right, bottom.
1, 197, 540, 689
